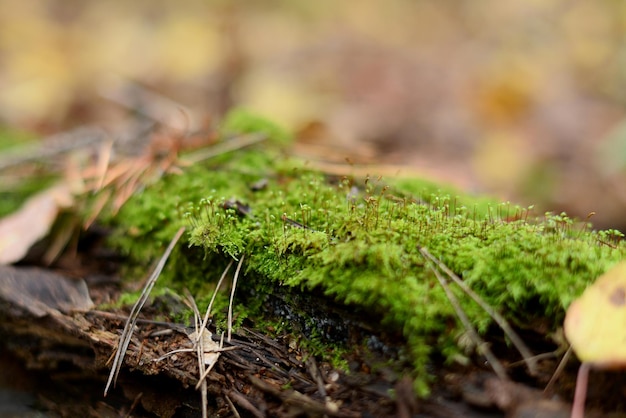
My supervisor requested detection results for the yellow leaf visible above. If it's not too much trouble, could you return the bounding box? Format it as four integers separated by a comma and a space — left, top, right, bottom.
564, 262, 626, 367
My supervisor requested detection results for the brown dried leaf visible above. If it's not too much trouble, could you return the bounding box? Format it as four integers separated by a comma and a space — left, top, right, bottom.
0, 184, 74, 265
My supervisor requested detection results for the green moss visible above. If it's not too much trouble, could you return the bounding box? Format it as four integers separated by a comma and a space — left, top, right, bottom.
220, 108, 293, 144
0, 127, 58, 217
105, 133, 625, 396
0, 126, 37, 151
0, 175, 59, 218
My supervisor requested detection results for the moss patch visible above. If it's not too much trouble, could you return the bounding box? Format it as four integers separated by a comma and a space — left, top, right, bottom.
0, 127, 58, 217
105, 137, 625, 396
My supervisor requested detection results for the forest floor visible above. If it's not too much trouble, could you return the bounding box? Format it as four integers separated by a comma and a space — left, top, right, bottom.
1, 133, 625, 418
2, 3, 626, 416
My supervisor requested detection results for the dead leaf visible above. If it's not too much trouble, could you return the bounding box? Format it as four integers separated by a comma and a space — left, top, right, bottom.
188, 329, 221, 367
0, 265, 93, 317
0, 184, 74, 265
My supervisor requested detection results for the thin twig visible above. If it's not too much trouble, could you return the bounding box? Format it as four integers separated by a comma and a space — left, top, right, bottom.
95, 140, 114, 191
0, 126, 107, 171
544, 345, 573, 395
227, 389, 265, 418
184, 291, 208, 418
187, 260, 238, 416
197, 260, 234, 342
124, 392, 143, 418
306, 355, 328, 398
225, 394, 241, 418
104, 226, 185, 396
419, 247, 537, 375
88, 309, 187, 332
154, 348, 197, 362
196, 325, 208, 418
228, 255, 245, 343
509, 350, 559, 368
199, 377, 208, 418
248, 375, 348, 417
183, 133, 267, 164
154, 345, 238, 363
183, 288, 203, 320
422, 255, 509, 381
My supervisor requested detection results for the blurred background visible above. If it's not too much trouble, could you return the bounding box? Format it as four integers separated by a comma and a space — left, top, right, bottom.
2, 0, 626, 229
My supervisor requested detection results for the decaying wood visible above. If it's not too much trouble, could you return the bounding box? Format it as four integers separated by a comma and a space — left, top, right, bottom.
0, 257, 412, 416
0, 234, 576, 417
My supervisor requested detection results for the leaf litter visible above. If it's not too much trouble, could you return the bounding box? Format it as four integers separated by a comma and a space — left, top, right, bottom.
100, 227, 374, 417
1, 122, 624, 416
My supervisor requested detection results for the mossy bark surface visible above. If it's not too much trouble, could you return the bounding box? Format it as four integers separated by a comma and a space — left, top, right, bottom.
105, 140, 625, 395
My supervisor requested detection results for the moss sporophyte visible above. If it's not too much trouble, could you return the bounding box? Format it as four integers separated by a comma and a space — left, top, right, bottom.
106, 140, 625, 395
